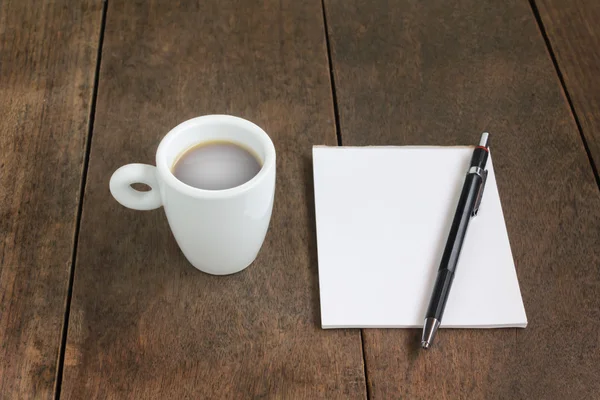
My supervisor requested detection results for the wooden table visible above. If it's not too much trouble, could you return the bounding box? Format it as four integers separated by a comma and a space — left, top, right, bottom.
2, 1, 599, 398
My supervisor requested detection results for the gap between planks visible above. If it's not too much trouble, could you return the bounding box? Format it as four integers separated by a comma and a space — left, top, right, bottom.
53, 1, 109, 399
528, 0, 600, 191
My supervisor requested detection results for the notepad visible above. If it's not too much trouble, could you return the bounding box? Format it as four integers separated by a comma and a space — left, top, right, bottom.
313, 146, 527, 329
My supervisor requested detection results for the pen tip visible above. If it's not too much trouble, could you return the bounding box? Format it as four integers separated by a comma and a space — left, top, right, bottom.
421, 341, 430, 349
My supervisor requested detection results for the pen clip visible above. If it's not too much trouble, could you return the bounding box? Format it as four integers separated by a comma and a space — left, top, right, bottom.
472, 169, 488, 217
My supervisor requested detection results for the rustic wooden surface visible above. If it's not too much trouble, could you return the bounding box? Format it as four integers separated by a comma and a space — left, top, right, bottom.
0, 1, 102, 398
535, 0, 600, 175
324, 0, 600, 399
59, 0, 366, 398
3, 0, 600, 398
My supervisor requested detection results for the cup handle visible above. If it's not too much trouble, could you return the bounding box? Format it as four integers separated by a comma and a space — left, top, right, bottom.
109, 164, 163, 210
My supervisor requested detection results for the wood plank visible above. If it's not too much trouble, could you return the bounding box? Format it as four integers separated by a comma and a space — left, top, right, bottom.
535, 0, 600, 175
60, 1, 366, 398
0, 1, 103, 398
324, 0, 600, 398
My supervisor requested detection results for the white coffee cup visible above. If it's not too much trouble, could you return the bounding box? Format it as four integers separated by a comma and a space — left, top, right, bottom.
109, 115, 276, 275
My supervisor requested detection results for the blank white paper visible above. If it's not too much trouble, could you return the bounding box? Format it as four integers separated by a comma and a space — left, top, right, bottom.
313, 146, 527, 329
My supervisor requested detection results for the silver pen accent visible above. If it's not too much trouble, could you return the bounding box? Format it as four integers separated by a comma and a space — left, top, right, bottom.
421, 317, 440, 349
479, 132, 489, 147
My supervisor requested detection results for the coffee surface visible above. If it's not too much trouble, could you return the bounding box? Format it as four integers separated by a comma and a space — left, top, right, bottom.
173, 141, 261, 190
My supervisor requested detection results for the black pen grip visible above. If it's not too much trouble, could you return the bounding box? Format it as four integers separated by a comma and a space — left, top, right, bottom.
425, 269, 454, 318
425, 173, 482, 321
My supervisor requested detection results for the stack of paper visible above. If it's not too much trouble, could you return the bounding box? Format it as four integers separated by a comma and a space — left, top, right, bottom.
312, 146, 527, 329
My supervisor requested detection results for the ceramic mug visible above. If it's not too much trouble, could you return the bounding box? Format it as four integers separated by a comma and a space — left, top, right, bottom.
109, 115, 276, 275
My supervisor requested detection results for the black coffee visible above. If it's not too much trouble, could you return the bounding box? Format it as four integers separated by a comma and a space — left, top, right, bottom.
173, 141, 262, 190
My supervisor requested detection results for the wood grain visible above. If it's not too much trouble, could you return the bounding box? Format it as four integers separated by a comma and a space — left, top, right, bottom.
60, 1, 365, 398
324, 0, 600, 398
535, 0, 600, 175
0, 1, 102, 398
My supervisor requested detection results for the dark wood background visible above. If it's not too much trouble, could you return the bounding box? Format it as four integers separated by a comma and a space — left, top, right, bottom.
1, 0, 598, 399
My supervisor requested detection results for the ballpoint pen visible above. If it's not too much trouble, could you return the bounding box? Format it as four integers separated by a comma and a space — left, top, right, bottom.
421, 132, 490, 349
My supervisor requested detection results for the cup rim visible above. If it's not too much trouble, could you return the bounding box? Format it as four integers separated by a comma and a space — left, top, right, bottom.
156, 115, 276, 199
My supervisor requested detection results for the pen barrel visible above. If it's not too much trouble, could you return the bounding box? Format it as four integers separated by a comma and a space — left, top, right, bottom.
470, 147, 489, 169
425, 269, 454, 318
425, 173, 482, 320
442, 174, 481, 272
